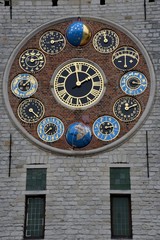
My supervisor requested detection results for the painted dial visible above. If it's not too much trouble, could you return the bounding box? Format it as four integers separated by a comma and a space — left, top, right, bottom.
39, 30, 66, 54
11, 73, 38, 98
37, 117, 64, 142
113, 96, 141, 122
120, 71, 148, 95
93, 29, 119, 53
112, 46, 139, 71
93, 115, 120, 141
17, 98, 45, 123
19, 49, 46, 73
51, 59, 106, 110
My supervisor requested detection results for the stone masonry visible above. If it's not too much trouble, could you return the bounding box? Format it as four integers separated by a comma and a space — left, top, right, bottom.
0, 0, 160, 239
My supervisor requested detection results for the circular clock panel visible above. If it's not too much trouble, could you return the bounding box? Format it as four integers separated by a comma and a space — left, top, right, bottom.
39, 30, 66, 54
120, 71, 147, 95
93, 29, 119, 53
11, 73, 38, 98
51, 59, 106, 110
19, 49, 46, 73
3, 17, 155, 155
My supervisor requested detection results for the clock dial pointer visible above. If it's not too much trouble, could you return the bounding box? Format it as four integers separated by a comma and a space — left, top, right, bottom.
125, 103, 137, 111
44, 127, 53, 134
29, 108, 39, 117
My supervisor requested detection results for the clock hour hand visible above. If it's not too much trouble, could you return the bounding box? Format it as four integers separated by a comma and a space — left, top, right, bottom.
29, 108, 39, 117
125, 103, 137, 111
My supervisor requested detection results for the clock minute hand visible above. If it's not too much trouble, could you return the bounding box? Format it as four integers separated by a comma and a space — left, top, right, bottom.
125, 103, 137, 111
29, 108, 39, 117
76, 76, 91, 86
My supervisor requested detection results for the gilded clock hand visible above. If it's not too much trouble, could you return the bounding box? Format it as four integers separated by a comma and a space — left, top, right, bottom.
29, 56, 43, 63
103, 32, 108, 43
44, 127, 53, 134
125, 103, 137, 110
50, 39, 64, 44
76, 76, 91, 86
124, 54, 127, 68
23, 79, 30, 86
131, 81, 141, 85
29, 108, 39, 117
75, 64, 81, 86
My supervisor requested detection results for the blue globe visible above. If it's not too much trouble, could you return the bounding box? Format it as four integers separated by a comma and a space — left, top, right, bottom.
66, 122, 92, 148
66, 21, 91, 46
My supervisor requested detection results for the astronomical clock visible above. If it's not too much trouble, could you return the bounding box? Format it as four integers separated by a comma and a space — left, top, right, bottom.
3, 17, 155, 155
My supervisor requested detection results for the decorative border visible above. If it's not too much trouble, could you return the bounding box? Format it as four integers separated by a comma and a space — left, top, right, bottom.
3, 16, 156, 156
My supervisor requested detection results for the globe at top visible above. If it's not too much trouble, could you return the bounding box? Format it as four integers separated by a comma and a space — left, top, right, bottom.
66, 21, 91, 46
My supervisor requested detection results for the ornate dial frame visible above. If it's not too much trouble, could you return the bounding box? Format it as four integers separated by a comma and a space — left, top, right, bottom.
3, 17, 155, 155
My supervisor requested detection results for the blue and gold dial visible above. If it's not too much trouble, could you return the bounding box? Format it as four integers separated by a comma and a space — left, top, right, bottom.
37, 117, 64, 142
120, 71, 147, 95
19, 49, 46, 73
11, 73, 38, 98
112, 47, 139, 71
93, 116, 120, 141
39, 30, 66, 54
93, 29, 119, 53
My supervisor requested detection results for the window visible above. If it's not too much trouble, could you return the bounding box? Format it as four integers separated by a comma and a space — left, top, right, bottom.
4, 0, 10, 6
110, 167, 130, 190
52, 0, 58, 6
100, 0, 105, 5
26, 168, 47, 191
24, 195, 45, 239
111, 195, 132, 239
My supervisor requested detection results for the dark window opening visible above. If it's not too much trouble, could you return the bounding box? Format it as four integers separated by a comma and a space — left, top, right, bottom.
26, 168, 47, 191
24, 195, 46, 239
52, 0, 58, 6
111, 194, 132, 239
149, 0, 155, 2
4, 0, 10, 6
100, 0, 105, 5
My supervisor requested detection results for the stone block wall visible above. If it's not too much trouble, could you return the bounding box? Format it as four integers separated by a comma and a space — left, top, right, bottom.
0, 0, 160, 239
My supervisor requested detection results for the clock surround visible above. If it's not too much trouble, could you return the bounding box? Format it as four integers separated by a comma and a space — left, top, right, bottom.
3, 16, 155, 155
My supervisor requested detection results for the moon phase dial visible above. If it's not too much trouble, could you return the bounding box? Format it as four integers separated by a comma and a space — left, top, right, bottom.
17, 98, 45, 123
93, 29, 119, 53
93, 116, 120, 141
11, 73, 38, 98
112, 47, 139, 71
113, 96, 141, 122
39, 30, 66, 54
37, 117, 64, 142
19, 49, 46, 73
120, 71, 148, 95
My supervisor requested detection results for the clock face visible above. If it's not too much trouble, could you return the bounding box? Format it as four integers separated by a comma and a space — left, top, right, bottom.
39, 30, 66, 54
93, 29, 119, 53
4, 17, 154, 155
19, 49, 46, 73
11, 73, 38, 98
112, 46, 139, 71
93, 116, 120, 141
51, 59, 106, 110
120, 71, 148, 95
17, 98, 45, 123
37, 117, 64, 142
113, 96, 141, 122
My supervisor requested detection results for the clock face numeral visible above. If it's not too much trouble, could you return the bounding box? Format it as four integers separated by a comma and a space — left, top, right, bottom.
93, 29, 119, 53
37, 117, 64, 142
113, 96, 141, 122
39, 30, 66, 54
19, 49, 46, 73
120, 71, 148, 95
112, 47, 139, 71
93, 116, 120, 141
51, 59, 106, 110
11, 73, 38, 98
17, 98, 45, 123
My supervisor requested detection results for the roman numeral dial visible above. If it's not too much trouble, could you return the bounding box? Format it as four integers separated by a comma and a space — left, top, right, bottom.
51, 59, 106, 110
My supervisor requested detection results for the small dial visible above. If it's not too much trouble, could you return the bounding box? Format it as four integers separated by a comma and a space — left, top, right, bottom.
51, 59, 106, 110
120, 71, 148, 95
39, 30, 66, 54
93, 29, 119, 53
112, 46, 139, 71
37, 117, 64, 142
11, 73, 38, 98
19, 49, 46, 73
93, 115, 120, 141
113, 96, 141, 122
17, 98, 45, 123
